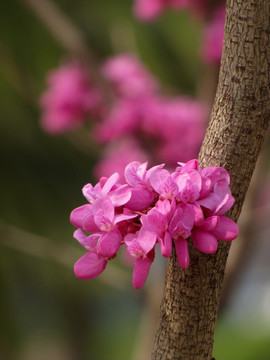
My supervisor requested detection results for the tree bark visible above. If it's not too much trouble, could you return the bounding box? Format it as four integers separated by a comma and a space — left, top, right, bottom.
151, 1, 270, 359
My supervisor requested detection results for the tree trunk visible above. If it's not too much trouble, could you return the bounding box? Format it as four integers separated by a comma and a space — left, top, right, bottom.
151, 1, 270, 359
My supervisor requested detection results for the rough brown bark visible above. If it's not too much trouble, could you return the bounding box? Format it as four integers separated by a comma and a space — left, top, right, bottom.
151, 1, 270, 359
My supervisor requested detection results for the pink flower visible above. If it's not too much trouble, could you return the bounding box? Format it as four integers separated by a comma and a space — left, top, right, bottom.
102, 54, 158, 98
133, 0, 165, 21
197, 166, 235, 216
40, 63, 101, 134
191, 215, 239, 254
149, 167, 179, 200
92, 198, 131, 258
82, 172, 132, 207
124, 161, 160, 211
141, 96, 207, 164
169, 203, 195, 268
73, 229, 108, 279
141, 199, 175, 257
94, 99, 141, 143
125, 229, 156, 289
133, 0, 208, 21
201, 6, 226, 64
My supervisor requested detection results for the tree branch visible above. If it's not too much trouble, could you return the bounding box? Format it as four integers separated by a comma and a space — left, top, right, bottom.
151, 1, 270, 359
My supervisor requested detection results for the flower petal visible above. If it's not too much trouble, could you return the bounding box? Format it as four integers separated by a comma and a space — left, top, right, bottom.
73, 229, 99, 250
96, 230, 122, 258
141, 207, 166, 237
158, 231, 172, 258
174, 237, 189, 269
114, 212, 138, 224
191, 228, 218, 254
74, 252, 107, 279
125, 187, 155, 211
70, 204, 92, 228
137, 228, 157, 254
109, 184, 132, 206
132, 257, 152, 289
200, 216, 220, 232
149, 168, 171, 195
93, 198, 115, 230
169, 203, 194, 239
82, 183, 95, 203
177, 159, 199, 171
82, 212, 100, 233
125, 161, 146, 187
215, 193, 235, 215
101, 172, 120, 195
211, 216, 239, 241
192, 203, 204, 226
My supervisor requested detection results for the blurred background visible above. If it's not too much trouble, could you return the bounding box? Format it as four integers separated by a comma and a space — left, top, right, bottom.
1, 1, 270, 359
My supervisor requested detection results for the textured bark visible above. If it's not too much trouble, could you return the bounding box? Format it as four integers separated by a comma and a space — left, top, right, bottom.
151, 1, 270, 359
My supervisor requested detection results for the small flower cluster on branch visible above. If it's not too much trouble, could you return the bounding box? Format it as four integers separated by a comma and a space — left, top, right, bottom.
70, 159, 238, 289
133, 0, 209, 21
40, 63, 101, 134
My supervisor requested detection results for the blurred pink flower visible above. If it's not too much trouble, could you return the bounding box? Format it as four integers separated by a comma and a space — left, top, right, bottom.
142, 96, 207, 164
102, 54, 158, 98
94, 99, 141, 142
40, 63, 101, 134
94, 139, 149, 182
95, 92, 207, 165
133, 0, 165, 20
133, 0, 209, 21
201, 6, 226, 64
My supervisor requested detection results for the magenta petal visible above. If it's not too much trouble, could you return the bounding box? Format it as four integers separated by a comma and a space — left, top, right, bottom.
174, 237, 189, 269
70, 204, 92, 228
158, 231, 172, 258
191, 228, 218, 254
197, 192, 217, 212
125, 187, 155, 211
74, 252, 107, 279
192, 204, 204, 226
82, 212, 100, 233
96, 230, 122, 258
93, 198, 115, 230
169, 204, 194, 239
109, 185, 132, 206
215, 193, 235, 215
114, 212, 137, 224
149, 168, 171, 194
137, 228, 157, 254
101, 172, 120, 195
179, 159, 199, 171
141, 208, 166, 237
200, 177, 212, 198
124, 161, 145, 187
132, 258, 152, 289
211, 216, 239, 241
73, 229, 99, 250
200, 167, 230, 185
82, 183, 95, 203
200, 216, 220, 231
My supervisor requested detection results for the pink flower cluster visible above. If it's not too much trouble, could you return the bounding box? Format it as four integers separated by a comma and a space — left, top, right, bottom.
133, 0, 210, 21
40, 63, 101, 134
94, 54, 206, 177
70, 159, 238, 289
